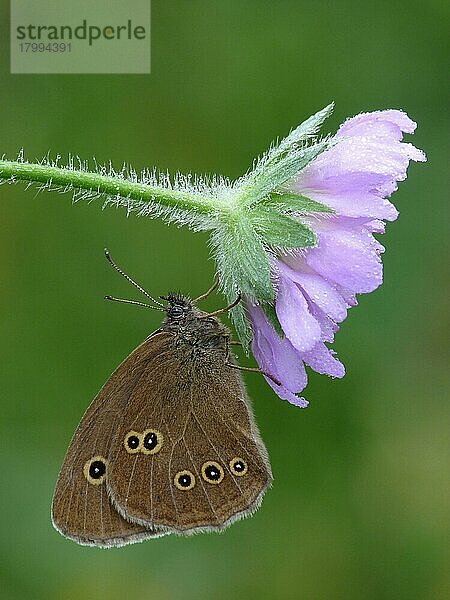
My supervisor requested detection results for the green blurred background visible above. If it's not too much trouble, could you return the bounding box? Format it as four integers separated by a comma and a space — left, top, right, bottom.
0, 2, 448, 599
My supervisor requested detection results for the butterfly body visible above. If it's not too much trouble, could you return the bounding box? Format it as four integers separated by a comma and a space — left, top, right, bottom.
52, 293, 272, 547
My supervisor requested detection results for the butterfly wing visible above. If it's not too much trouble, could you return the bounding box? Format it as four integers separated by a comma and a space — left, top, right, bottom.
107, 348, 272, 533
51, 332, 172, 547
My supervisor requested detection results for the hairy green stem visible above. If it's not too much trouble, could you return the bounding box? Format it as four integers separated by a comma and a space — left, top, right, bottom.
0, 160, 221, 215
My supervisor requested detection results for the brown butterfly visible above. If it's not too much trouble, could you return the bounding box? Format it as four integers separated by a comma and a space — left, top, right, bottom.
51, 250, 273, 547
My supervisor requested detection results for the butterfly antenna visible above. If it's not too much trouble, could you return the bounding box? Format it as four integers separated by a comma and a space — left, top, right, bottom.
104, 295, 161, 310
104, 249, 164, 309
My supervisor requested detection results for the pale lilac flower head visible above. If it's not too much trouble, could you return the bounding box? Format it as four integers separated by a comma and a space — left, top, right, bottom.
248, 110, 426, 407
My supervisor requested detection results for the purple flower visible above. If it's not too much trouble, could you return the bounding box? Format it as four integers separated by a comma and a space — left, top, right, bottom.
248, 110, 426, 407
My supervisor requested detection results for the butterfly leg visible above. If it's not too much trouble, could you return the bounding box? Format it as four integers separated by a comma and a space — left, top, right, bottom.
225, 362, 282, 387
225, 336, 281, 386
194, 278, 219, 303
201, 294, 242, 318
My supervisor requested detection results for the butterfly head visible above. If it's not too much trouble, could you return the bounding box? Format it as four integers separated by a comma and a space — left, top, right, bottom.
161, 293, 194, 322
160, 293, 209, 334
160, 292, 228, 342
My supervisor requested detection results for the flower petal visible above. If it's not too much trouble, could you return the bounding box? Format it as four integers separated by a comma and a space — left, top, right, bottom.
281, 266, 348, 322
264, 377, 309, 408
294, 139, 421, 216
305, 220, 383, 294
367, 220, 386, 234
300, 342, 345, 378
320, 138, 422, 180
307, 303, 340, 343
248, 304, 307, 394
294, 173, 399, 221
275, 273, 322, 352
336, 109, 418, 138
291, 109, 426, 221
334, 284, 358, 307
